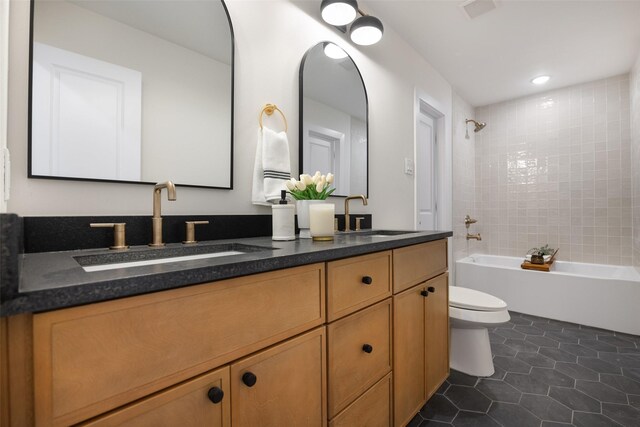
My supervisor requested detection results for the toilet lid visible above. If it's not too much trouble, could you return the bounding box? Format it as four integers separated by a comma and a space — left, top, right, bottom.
449, 286, 507, 312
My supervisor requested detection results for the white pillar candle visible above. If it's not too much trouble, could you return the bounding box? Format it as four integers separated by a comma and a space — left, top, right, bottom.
309, 203, 335, 241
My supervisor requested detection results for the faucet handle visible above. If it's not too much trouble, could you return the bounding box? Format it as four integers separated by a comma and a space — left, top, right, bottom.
183, 221, 209, 244
355, 217, 365, 231
90, 223, 128, 250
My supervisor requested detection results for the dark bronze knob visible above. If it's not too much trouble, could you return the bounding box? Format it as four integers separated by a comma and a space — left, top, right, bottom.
242, 372, 257, 387
420, 290, 429, 297
428, 286, 435, 293
362, 344, 373, 353
207, 387, 224, 404
362, 276, 373, 285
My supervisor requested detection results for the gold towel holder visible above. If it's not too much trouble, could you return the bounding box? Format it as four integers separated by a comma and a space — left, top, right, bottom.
259, 103, 288, 132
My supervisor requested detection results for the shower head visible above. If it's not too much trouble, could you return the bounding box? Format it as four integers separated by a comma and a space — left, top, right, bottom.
465, 119, 486, 139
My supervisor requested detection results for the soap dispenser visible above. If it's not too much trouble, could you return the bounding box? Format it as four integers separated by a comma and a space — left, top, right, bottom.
272, 190, 295, 241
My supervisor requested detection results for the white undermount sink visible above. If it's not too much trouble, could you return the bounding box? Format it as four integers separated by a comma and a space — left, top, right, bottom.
74, 243, 273, 272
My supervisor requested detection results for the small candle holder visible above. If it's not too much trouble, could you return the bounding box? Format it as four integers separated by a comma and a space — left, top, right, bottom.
309, 203, 335, 241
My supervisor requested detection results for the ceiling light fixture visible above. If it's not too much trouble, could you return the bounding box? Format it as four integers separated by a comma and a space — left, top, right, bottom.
531, 75, 550, 85
323, 42, 348, 59
320, 0, 384, 46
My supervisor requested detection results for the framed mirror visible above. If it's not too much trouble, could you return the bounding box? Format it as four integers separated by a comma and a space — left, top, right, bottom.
299, 42, 368, 197
28, 0, 234, 189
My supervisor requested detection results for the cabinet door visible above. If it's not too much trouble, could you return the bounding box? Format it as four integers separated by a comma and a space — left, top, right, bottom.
425, 273, 449, 399
393, 286, 426, 427
231, 328, 326, 427
81, 367, 230, 427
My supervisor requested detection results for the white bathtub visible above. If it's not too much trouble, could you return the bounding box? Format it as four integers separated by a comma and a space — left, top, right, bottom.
456, 254, 640, 336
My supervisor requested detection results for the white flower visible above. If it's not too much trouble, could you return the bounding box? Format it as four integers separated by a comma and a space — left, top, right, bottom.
312, 171, 321, 183
300, 174, 314, 186
285, 179, 296, 191
295, 180, 306, 191
315, 176, 326, 192
326, 173, 334, 184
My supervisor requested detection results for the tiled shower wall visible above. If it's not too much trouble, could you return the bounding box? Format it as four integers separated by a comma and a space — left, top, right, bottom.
452, 93, 479, 269
631, 54, 640, 270
475, 75, 632, 265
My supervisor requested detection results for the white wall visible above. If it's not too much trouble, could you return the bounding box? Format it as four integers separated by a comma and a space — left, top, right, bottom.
8, 0, 453, 230
631, 50, 640, 270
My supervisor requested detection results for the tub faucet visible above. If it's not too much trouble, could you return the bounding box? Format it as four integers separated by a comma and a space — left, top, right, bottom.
150, 181, 177, 247
464, 215, 478, 228
466, 233, 482, 241
344, 195, 368, 232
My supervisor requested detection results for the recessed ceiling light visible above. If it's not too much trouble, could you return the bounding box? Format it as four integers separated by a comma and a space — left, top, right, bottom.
531, 75, 550, 85
324, 43, 348, 59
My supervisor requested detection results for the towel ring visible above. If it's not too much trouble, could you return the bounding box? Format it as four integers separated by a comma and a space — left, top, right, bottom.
259, 104, 288, 132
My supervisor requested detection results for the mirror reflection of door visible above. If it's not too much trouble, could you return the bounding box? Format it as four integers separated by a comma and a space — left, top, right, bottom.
299, 42, 368, 197
416, 105, 438, 230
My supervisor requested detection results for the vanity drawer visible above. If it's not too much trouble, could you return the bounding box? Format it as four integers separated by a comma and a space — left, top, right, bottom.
33, 263, 325, 427
393, 239, 447, 293
327, 299, 392, 418
327, 251, 392, 321
329, 372, 392, 427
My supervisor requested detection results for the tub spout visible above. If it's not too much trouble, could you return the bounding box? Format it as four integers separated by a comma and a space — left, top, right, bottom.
466, 233, 481, 241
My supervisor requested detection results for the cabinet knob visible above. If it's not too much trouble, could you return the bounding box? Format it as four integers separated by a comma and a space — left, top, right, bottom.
207, 386, 224, 404
362, 344, 373, 353
420, 290, 429, 297
361, 276, 373, 285
428, 286, 435, 293
242, 372, 257, 387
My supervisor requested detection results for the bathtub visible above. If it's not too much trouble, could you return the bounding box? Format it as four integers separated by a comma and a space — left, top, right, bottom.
456, 254, 640, 336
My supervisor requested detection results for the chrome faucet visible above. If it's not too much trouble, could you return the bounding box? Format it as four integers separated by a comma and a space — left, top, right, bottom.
150, 181, 177, 247
344, 195, 368, 232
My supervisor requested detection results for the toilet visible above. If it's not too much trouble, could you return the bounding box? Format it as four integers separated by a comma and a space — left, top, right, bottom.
449, 286, 511, 377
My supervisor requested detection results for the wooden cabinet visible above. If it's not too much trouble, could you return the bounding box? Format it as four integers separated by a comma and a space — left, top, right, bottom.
80, 367, 230, 427
329, 372, 392, 427
393, 240, 447, 293
393, 274, 449, 427
231, 328, 326, 427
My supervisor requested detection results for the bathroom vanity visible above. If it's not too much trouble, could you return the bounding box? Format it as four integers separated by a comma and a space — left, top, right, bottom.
1, 231, 451, 427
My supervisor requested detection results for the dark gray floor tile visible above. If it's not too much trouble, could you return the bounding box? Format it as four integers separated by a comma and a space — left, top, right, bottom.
452, 411, 501, 427
628, 395, 640, 409
526, 335, 561, 348
597, 335, 637, 348
618, 347, 640, 354
545, 331, 580, 344
575, 380, 629, 404
476, 379, 521, 403
445, 385, 492, 412
598, 353, 640, 369
580, 339, 619, 352
601, 403, 640, 427
493, 355, 532, 374
613, 332, 640, 346
504, 372, 550, 395
533, 321, 565, 332
515, 325, 545, 335
520, 394, 572, 423
436, 380, 451, 395
495, 328, 526, 340
509, 316, 534, 326
420, 420, 452, 426
488, 332, 506, 344
549, 386, 601, 412
541, 422, 573, 427
562, 328, 598, 340
517, 312, 548, 322
487, 402, 541, 427
622, 368, 640, 383
490, 342, 518, 357
420, 394, 459, 422
407, 414, 424, 427
600, 374, 640, 394
539, 347, 578, 363
487, 365, 507, 380
516, 351, 556, 368
580, 324, 615, 334
546, 318, 578, 328
555, 362, 599, 381
573, 411, 623, 427
504, 338, 541, 353
577, 357, 623, 374
559, 343, 598, 357
448, 370, 479, 386
530, 367, 576, 388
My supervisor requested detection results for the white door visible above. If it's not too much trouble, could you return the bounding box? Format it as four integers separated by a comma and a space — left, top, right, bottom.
416, 111, 437, 230
304, 127, 348, 194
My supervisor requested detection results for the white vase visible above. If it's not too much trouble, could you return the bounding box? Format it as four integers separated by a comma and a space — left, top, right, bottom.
296, 200, 323, 239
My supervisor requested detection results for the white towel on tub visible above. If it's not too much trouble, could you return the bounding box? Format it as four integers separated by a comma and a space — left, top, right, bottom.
252, 127, 291, 206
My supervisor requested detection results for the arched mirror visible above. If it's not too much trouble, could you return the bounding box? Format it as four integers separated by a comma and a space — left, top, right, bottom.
28, 0, 234, 189
299, 42, 368, 197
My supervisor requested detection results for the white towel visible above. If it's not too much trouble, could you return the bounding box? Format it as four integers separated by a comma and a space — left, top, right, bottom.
252, 127, 291, 206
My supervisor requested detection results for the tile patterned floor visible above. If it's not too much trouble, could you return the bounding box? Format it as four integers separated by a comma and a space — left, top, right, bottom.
409, 311, 640, 427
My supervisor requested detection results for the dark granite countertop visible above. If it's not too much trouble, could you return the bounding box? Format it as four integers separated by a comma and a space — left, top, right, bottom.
2, 230, 451, 316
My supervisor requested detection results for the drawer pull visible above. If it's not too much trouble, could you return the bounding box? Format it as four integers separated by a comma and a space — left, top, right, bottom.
362, 343, 373, 353
242, 372, 257, 387
420, 290, 429, 297
207, 386, 224, 404
427, 286, 435, 293
361, 276, 373, 285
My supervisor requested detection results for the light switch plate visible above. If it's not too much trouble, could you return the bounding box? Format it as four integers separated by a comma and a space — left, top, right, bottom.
404, 158, 414, 175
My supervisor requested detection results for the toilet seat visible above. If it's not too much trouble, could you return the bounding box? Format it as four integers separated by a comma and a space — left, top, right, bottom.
449, 286, 507, 312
